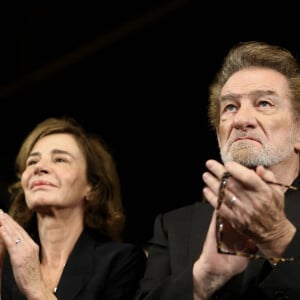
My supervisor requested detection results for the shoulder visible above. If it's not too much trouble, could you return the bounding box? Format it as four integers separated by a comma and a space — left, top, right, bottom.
161, 201, 212, 223
81, 227, 146, 260
72, 228, 146, 275
152, 201, 212, 233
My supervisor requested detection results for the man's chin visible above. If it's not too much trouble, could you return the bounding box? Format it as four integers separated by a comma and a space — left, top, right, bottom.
222, 151, 262, 168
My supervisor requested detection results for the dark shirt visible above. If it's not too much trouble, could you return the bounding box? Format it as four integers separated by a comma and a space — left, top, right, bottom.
2, 227, 146, 300
135, 176, 300, 300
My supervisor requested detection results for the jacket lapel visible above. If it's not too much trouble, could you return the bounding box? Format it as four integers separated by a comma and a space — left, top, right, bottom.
55, 229, 94, 299
188, 202, 213, 262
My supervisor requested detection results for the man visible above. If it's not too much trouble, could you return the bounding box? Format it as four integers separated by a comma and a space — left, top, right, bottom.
135, 41, 300, 299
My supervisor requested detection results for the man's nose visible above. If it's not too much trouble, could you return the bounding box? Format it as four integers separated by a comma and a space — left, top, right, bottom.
232, 106, 257, 130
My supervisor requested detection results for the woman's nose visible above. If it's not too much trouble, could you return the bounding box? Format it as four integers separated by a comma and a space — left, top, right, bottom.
34, 164, 49, 175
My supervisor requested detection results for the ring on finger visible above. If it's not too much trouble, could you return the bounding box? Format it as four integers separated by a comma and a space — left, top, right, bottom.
230, 195, 237, 206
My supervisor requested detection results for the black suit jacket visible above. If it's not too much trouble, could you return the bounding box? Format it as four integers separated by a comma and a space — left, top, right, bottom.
135, 176, 300, 300
2, 228, 146, 300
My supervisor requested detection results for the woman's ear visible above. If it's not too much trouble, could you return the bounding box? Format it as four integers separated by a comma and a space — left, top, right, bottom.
84, 185, 93, 201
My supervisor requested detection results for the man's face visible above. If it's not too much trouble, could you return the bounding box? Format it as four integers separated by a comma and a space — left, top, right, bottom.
217, 67, 300, 169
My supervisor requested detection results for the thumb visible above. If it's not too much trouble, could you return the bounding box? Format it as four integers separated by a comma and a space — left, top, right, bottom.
256, 165, 279, 183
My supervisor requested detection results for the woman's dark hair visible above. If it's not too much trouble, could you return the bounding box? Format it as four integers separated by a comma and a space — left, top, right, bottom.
8, 117, 125, 241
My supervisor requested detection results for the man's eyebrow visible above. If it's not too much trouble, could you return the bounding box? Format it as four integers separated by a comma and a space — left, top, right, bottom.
220, 93, 240, 102
220, 90, 278, 102
249, 90, 278, 99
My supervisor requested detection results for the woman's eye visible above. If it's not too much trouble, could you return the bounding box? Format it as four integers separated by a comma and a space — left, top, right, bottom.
27, 160, 37, 166
55, 157, 67, 163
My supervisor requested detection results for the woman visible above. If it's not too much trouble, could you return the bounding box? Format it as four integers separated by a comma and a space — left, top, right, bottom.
0, 117, 146, 299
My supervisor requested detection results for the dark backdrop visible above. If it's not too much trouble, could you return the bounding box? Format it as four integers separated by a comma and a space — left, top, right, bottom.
0, 2, 299, 245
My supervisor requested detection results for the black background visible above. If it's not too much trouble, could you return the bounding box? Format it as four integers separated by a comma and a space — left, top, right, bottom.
0, 2, 299, 245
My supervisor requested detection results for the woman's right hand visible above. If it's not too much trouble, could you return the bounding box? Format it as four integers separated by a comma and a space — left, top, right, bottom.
0, 209, 52, 299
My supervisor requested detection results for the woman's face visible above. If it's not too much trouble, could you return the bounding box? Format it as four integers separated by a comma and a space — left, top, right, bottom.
21, 133, 91, 212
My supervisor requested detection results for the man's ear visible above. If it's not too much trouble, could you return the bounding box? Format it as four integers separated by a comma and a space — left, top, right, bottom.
295, 141, 300, 152
294, 126, 300, 152
294, 121, 300, 152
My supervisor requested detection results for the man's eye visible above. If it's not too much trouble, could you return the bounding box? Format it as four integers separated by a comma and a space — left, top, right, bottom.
224, 104, 237, 112
258, 100, 272, 107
